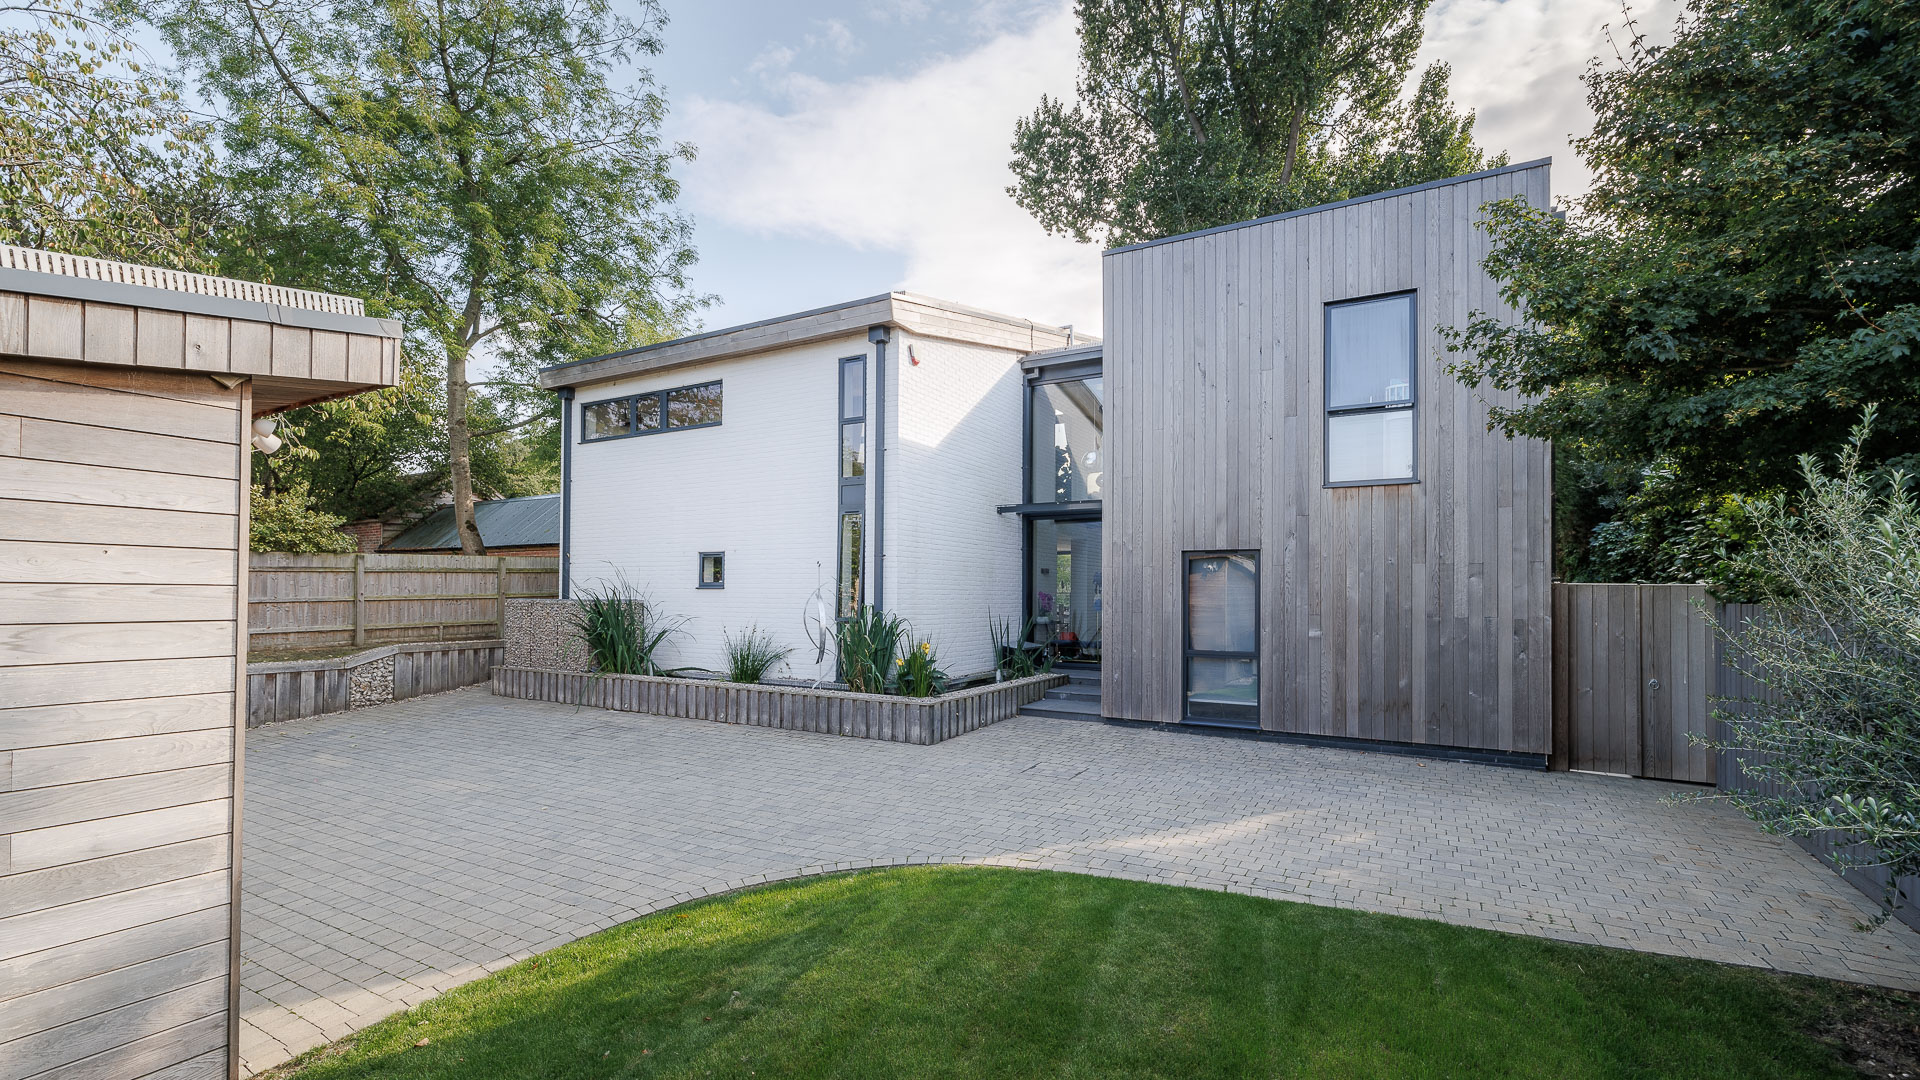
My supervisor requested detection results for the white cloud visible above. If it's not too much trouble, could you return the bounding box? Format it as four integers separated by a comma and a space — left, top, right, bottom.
677, 0, 1685, 334
679, 3, 1096, 330
1424, 0, 1683, 199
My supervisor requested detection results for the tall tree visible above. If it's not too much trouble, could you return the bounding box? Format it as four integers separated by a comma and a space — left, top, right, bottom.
1445, 0, 1920, 587
0, 0, 217, 266
1009, 0, 1502, 246
143, 0, 701, 552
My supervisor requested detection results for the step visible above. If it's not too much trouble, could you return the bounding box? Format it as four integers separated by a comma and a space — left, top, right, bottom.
1046, 684, 1102, 701
1021, 697, 1104, 721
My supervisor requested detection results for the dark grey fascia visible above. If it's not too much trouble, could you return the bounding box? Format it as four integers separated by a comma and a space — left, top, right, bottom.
0, 266, 403, 339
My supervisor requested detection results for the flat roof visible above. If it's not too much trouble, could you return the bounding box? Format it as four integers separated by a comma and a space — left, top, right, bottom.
0, 244, 403, 338
540, 291, 1089, 390
1104, 158, 1553, 256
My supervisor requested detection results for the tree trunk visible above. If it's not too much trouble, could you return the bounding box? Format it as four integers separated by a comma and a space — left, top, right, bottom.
447, 345, 485, 555
1280, 102, 1305, 187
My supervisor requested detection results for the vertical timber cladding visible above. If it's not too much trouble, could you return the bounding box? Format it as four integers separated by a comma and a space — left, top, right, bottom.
0, 360, 244, 1079
1102, 161, 1554, 756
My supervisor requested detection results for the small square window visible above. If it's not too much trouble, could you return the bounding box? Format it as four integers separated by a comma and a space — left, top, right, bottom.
699, 552, 725, 588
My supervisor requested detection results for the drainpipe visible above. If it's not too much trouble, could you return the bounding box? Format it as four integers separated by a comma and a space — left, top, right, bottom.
868, 325, 890, 613
558, 386, 574, 599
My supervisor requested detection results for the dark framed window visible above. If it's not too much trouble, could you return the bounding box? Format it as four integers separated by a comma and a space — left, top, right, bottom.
1325, 292, 1416, 485
838, 512, 863, 617
1184, 551, 1258, 727
837, 355, 867, 619
1027, 375, 1104, 503
580, 380, 721, 442
698, 552, 725, 588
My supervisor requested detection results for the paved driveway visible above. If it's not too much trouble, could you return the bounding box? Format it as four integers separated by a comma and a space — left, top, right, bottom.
239, 687, 1920, 1073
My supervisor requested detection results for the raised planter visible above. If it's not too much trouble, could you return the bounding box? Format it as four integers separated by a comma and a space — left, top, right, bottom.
490, 667, 1066, 745
247, 639, 504, 727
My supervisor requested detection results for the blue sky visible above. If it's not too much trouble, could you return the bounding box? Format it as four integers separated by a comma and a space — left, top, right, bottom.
655, 0, 1679, 336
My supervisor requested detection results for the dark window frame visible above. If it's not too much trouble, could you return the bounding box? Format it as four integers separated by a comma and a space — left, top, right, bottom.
697, 551, 725, 589
1323, 290, 1418, 488
1182, 550, 1260, 728
836, 355, 868, 622
579, 379, 723, 443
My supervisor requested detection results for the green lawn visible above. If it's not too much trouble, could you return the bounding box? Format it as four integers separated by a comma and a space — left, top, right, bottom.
272, 867, 1912, 1080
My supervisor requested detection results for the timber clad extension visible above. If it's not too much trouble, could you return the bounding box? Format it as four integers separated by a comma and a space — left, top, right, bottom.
0, 250, 397, 1080
1101, 160, 1554, 758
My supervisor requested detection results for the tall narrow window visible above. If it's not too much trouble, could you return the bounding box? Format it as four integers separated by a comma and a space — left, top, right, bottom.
1325, 293, 1416, 484
1185, 552, 1258, 726
837, 356, 867, 617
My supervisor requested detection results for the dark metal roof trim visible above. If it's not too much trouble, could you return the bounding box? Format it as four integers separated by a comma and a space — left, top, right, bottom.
1102, 158, 1553, 257
0, 266, 404, 338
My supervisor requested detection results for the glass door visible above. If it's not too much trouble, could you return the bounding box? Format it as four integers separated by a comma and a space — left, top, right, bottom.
1028, 518, 1102, 662
1185, 552, 1258, 726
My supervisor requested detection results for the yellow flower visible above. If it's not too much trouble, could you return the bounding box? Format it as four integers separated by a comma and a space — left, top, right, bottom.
895, 658, 904, 666
921, 642, 931, 654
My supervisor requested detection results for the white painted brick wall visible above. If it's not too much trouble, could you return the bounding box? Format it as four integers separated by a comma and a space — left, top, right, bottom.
883, 330, 1026, 677
568, 335, 869, 680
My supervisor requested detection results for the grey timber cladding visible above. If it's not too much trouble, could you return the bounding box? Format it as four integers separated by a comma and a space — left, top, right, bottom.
0, 359, 246, 1078
1100, 161, 1554, 756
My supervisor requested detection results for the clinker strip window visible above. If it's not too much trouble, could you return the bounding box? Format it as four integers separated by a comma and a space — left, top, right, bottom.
581, 380, 722, 442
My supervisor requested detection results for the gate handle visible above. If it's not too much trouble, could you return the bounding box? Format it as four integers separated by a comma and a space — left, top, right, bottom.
1647, 678, 1661, 692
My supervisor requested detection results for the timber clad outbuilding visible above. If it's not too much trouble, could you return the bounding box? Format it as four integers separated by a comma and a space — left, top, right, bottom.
0, 247, 397, 1080
1101, 160, 1554, 761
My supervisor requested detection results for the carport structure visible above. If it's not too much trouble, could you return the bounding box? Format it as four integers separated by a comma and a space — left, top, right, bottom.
0, 245, 398, 1080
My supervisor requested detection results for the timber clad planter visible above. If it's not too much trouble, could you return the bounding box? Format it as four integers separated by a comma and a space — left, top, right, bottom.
490, 667, 1067, 745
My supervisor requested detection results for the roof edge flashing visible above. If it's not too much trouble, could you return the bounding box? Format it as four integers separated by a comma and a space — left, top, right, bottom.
1102, 157, 1553, 257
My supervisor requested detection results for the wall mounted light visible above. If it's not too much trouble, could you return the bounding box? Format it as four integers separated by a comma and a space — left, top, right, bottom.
251, 417, 282, 455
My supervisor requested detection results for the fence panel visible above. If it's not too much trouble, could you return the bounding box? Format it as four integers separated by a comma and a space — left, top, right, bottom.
1552, 583, 1716, 783
250, 552, 556, 651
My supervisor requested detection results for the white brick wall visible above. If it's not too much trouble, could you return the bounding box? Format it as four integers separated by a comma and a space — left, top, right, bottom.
568, 335, 868, 680
883, 330, 1026, 677
566, 324, 1027, 684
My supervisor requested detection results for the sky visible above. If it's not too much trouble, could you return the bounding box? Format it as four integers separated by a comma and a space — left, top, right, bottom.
653, 0, 1683, 338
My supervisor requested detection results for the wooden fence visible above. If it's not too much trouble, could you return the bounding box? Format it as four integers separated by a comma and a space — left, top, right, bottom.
250, 552, 557, 651
247, 640, 504, 727
1552, 584, 1718, 783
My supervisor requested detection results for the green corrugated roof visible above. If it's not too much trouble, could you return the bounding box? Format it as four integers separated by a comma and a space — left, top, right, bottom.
384, 493, 560, 551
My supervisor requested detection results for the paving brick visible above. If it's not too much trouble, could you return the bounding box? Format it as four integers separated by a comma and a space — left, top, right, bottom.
240, 687, 1920, 1075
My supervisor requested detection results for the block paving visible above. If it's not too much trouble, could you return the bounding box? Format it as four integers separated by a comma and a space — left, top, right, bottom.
239, 688, 1920, 1073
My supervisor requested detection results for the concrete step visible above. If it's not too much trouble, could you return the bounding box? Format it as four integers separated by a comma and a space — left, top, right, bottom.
1021, 697, 1103, 721
1046, 683, 1102, 701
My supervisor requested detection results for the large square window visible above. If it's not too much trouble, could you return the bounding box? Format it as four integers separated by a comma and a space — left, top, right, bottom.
1326, 294, 1416, 484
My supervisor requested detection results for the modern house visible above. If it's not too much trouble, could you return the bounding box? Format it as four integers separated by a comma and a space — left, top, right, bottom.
542, 159, 1552, 763
382, 492, 561, 556
543, 294, 1079, 679
0, 245, 399, 1078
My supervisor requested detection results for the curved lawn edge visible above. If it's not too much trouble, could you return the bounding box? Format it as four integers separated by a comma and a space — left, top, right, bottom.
259, 864, 1920, 1076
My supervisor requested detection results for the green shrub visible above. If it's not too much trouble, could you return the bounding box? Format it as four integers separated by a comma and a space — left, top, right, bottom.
249, 483, 355, 553
1710, 408, 1920, 910
895, 638, 949, 698
989, 613, 1054, 680
721, 626, 793, 684
837, 606, 907, 694
572, 578, 688, 676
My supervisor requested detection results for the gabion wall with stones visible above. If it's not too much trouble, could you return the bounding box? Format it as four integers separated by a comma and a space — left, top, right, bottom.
505, 598, 590, 670
348, 656, 394, 708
